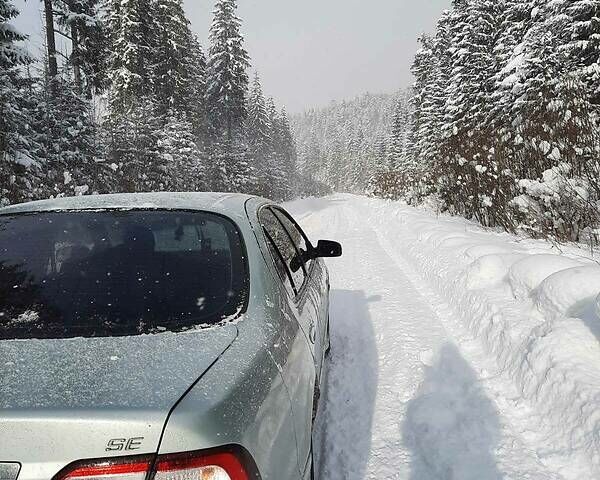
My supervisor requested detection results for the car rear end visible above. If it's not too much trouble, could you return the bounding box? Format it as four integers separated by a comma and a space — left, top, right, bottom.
0, 200, 275, 480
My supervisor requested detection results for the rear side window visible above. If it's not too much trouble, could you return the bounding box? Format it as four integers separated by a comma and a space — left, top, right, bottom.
259, 208, 305, 295
0, 210, 248, 340
272, 208, 313, 271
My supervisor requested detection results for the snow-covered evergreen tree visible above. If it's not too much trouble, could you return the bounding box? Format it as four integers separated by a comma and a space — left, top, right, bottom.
157, 112, 207, 192
240, 91, 296, 199
208, 139, 256, 193
56, 0, 108, 95
105, 96, 164, 193
32, 76, 102, 198
0, 0, 299, 203
560, 0, 600, 108
154, 0, 195, 116
182, 35, 208, 143
246, 73, 275, 196
411, 34, 439, 171
0, 0, 36, 206
104, 0, 165, 192
105, 0, 157, 112
388, 94, 411, 170
264, 98, 293, 200
205, 0, 250, 140
274, 107, 298, 199
404, 0, 600, 239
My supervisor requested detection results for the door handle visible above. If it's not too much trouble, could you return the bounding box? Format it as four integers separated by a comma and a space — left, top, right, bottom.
309, 322, 316, 344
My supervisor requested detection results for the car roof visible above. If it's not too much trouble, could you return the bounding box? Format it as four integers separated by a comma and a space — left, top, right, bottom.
0, 192, 268, 217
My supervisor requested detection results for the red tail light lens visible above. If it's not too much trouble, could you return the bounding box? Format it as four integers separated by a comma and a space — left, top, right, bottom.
54, 456, 154, 480
53, 449, 252, 480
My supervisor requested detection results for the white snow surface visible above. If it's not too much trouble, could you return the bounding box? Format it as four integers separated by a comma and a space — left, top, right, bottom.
286, 194, 600, 480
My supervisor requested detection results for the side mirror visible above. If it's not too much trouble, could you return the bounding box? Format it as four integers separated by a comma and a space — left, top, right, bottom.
290, 240, 343, 272
314, 239, 342, 258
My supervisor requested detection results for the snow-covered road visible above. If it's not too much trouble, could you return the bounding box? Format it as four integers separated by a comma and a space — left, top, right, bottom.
286, 195, 600, 480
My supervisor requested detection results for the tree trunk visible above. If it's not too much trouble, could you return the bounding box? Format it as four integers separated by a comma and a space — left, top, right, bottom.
44, 0, 58, 78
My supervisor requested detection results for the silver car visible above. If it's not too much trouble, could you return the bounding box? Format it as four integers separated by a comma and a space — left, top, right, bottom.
0, 193, 342, 480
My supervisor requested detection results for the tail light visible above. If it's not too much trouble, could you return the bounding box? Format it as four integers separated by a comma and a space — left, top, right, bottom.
54, 456, 154, 480
153, 451, 248, 480
53, 448, 254, 480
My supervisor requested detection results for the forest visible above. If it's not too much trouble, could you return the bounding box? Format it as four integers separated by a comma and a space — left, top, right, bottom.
294, 0, 600, 244
404, 0, 600, 243
4, 0, 600, 244
0, 0, 305, 207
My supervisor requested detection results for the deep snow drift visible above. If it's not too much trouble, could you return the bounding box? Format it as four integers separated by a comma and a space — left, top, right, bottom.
287, 194, 599, 480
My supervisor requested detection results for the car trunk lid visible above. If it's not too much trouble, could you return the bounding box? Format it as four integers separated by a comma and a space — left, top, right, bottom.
0, 324, 238, 480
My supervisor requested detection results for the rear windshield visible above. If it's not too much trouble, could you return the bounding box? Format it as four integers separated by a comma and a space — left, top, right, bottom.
0, 210, 248, 340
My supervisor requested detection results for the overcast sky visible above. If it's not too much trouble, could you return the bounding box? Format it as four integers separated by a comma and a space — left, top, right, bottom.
13, 0, 451, 113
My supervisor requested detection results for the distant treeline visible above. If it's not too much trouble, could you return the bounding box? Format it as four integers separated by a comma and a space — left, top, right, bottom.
292, 91, 412, 194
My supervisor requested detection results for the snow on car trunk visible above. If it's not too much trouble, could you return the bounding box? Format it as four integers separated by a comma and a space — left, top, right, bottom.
0, 324, 237, 466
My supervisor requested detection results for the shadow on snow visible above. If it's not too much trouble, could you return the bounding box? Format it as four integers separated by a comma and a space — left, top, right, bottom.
402, 343, 503, 480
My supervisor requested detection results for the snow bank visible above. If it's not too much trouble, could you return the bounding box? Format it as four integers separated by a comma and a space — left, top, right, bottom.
357, 196, 600, 479
465, 253, 526, 290
534, 266, 600, 319
508, 254, 584, 299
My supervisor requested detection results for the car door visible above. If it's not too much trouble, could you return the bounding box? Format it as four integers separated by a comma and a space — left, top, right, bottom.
257, 205, 320, 476
270, 207, 328, 376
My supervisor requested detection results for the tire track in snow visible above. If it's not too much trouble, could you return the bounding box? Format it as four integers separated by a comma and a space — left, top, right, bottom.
313, 201, 450, 479
348, 200, 566, 480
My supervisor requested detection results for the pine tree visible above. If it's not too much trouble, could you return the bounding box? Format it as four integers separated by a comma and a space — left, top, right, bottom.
153, 0, 195, 116
157, 112, 207, 192
208, 138, 256, 193
246, 73, 274, 196
275, 107, 297, 199
105, 96, 164, 193
205, 0, 250, 140
0, 0, 36, 206
433, 0, 505, 222
490, 0, 536, 177
560, 0, 600, 107
182, 35, 208, 142
411, 34, 439, 170
247, 74, 271, 149
104, 0, 163, 192
513, 1, 596, 181
389, 98, 405, 169
106, 0, 157, 113
265, 98, 293, 200
402, 0, 600, 238
56, 0, 108, 95
32, 76, 102, 198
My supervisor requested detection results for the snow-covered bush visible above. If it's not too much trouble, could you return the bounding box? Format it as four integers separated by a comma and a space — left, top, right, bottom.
511, 163, 599, 242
